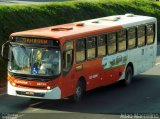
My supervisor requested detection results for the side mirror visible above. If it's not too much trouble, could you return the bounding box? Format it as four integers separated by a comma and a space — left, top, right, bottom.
1, 41, 10, 61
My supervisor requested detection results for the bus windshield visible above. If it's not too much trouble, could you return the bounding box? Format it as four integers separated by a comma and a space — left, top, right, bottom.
9, 46, 61, 76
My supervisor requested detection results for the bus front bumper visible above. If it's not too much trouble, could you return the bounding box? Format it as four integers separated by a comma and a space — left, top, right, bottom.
7, 81, 61, 99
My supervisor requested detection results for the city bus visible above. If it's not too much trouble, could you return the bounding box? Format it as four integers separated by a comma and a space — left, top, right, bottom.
1, 14, 157, 102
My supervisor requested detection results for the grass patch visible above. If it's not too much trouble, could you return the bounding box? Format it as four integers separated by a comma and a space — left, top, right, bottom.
0, 0, 160, 80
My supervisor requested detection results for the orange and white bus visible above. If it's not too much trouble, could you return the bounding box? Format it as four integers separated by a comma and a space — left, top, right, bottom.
1, 14, 157, 102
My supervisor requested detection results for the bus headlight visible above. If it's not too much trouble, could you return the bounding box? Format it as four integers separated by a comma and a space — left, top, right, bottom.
47, 86, 51, 90
12, 82, 16, 86
9, 80, 16, 87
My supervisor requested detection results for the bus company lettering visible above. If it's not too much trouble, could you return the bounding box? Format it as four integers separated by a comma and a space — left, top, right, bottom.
15, 80, 28, 85
37, 82, 47, 86
15, 80, 47, 86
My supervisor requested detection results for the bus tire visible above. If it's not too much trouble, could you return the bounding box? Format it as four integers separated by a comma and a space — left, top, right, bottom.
72, 80, 84, 103
123, 66, 133, 86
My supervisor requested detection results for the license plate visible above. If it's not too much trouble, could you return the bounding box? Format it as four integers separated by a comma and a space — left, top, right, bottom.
25, 91, 35, 95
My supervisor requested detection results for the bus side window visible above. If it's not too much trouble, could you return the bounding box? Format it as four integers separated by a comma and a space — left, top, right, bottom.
97, 35, 106, 56
107, 32, 116, 55
76, 38, 86, 63
127, 27, 136, 49
87, 36, 96, 59
137, 25, 145, 47
146, 24, 155, 45
63, 41, 74, 74
117, 30, 127, 52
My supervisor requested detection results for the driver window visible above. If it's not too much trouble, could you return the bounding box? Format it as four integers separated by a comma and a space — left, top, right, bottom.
63, 41, 74, 74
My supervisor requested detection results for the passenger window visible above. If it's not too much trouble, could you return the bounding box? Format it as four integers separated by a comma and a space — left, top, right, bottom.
117, 30, 126, 51
87, 37, 96, 59
97, 35, 106, 56
107, 32, 116, 55
137, 25, 145, 47
63, 41, 74, 74
146, 24, 155, 44
128, 27, 136, 49
76, 38, 86, 63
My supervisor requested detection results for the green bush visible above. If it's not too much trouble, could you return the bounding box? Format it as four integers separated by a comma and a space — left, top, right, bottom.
0, 0, 160, 80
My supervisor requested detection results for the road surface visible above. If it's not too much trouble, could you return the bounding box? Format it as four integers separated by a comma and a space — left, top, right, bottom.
0, 45, 160, 119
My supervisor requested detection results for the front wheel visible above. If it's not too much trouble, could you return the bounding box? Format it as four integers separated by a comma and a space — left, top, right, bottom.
123, 66, 133, 86
71, 80, 84, 103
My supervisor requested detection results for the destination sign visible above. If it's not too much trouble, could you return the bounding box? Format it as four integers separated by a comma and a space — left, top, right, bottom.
13, 37, 59, 47
21, 38, 49, 45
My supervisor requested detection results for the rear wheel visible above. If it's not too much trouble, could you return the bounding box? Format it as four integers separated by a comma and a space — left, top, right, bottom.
72, 80, 84, 103
123, 66, 133, 86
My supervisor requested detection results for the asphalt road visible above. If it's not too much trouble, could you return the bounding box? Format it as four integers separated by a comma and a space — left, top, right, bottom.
0, 45, 160, 119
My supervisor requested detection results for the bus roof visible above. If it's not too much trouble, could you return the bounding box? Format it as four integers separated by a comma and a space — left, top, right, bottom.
11, 14, 156, 41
